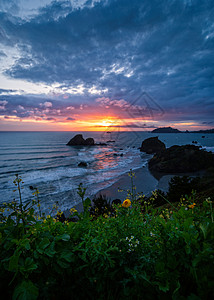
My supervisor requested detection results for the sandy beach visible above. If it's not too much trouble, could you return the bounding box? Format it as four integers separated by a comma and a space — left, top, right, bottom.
69, 166, 205, 214
95, 164, 173, 202
70, 164, 170, 214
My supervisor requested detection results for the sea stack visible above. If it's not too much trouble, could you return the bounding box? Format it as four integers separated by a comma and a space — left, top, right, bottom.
140, 137, 166, 154
67, 134, 95, 146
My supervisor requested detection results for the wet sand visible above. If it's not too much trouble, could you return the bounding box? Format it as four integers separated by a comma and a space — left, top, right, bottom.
95, 165, 173, 202
70, 166, 204, 213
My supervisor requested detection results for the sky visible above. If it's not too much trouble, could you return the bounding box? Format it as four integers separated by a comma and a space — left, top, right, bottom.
0, 0, 214, 131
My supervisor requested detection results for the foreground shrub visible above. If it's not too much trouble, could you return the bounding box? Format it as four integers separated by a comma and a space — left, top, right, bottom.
89, 194, 113, 219
167, 176, 201, 203
1, 202, 214, 298
0, 174, 214, 299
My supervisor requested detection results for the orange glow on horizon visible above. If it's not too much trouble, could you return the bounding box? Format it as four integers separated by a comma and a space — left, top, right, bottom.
0, 115, 210, 132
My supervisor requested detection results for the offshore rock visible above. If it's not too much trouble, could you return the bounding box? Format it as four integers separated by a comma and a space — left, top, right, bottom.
152, 127, 181, 133
85, 138, 95, 146
66, 134, 107, 146
78, 161, 88, 167
67, 134, 95, 146
140, 137, 166, 154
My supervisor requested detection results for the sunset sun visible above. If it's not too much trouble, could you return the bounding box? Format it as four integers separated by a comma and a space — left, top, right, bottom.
98, 119, 116, 127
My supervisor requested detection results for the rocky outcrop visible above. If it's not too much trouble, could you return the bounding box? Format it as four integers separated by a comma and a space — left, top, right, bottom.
148, 144, 214, 173
85, 138, 95, 146
140, 137, 166, 154
67, 134, 95, 146
113, 153, 124, 157
191, 129, 214, 133
78, 161, 88, 167
67, 134, 107, 146
152, 127, 181, 133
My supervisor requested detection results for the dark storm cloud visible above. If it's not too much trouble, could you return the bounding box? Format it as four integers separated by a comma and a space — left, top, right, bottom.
0, 0, 214, 124
0, 92, 84, 121
202, 121, 214, 125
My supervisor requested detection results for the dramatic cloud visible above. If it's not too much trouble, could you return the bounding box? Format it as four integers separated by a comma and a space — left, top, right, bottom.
40, 101, 53, 108
0, 0, 214, 130
0, 100, 8, 110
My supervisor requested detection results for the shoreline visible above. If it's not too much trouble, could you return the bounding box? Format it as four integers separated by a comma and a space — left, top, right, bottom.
95, 166, 205, 203
68, 166, 205, 215
95, 164, 174, 202
69, 163, 175, 216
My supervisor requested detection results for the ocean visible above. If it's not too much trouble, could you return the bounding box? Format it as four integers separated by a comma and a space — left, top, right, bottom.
0, 131, 214, 212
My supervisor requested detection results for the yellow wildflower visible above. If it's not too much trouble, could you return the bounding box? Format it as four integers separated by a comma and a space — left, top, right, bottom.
57, 211, 63, 217
70, 208, 77, 214
122, 199, 131, 208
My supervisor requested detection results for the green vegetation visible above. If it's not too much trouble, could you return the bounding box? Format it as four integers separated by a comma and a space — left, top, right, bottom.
0, 173, 214, 299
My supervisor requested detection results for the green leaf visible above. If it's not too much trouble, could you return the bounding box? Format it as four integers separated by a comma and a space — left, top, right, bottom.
39, 238, 50, 249
84, 198, 91, 208
22, 257, 38, 273
60, 251, 74, 263
172, 280, 181, 298
9, 251, 20, 272
199, 223, 209, 239
22, 239, 30, 251
57, 259, 70, 269
33, 250, 39, 259
13, 280, 38, 300
56, 233, 70, 242
84, 198, 91, 206
157, 280, 169, 292
37, 238, 50, 253
138, 271, 152, 285
45, 241, 56, 257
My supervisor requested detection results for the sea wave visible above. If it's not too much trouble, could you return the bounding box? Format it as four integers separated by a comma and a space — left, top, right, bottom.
1, 131, 214, 211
